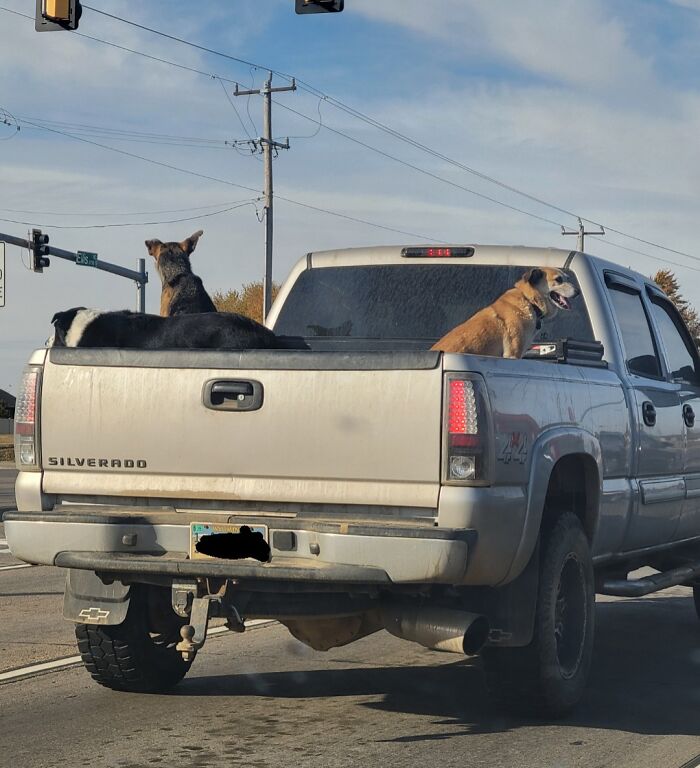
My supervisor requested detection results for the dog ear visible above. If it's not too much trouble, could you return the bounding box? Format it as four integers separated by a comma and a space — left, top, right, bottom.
524, 267, 545, 285
145, 239, 162, 258
180, 230, 203, 256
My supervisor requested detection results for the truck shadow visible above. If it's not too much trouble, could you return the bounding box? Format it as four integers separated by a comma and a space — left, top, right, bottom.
180, 595, 700, 738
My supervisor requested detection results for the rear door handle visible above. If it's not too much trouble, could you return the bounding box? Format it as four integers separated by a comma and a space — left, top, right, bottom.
642, 401, 656, 427
203, 379, 263, 411
684, 403, 695, 428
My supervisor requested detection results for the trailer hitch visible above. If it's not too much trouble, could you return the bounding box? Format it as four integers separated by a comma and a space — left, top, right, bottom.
174, 581, 245, 661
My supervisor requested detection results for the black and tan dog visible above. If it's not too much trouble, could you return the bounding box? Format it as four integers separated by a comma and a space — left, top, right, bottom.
145, 230, 217, 317
49, 308, 278, 350
431, 267, 579, 358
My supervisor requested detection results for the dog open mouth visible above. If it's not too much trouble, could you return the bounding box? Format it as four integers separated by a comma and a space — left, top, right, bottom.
550, 291, 572, 310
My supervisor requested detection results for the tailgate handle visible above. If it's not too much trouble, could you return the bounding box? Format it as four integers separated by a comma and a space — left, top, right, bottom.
203, 379, 263, 411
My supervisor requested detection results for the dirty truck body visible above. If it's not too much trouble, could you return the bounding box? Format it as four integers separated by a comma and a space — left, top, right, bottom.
6, 245, 700, 714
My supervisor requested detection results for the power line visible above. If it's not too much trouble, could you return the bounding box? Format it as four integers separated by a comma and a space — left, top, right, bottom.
216, 77, 254, 142
588, 235, 700, 274
11, 112, 439, 242
0, 199, 253, 217
75, 4, 699, 265
82, 4, 271, 76
273, 195, 439, 241
273, 99, 564, 229
20, 116, 233, 143
2, 4, 696, 267
0, 199, 261, 229
18, 116, 263, 195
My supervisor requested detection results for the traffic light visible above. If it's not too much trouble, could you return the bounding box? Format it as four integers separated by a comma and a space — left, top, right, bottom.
35, 0, 82, 32
31, 229, 50, 272
295, 0, 344, 13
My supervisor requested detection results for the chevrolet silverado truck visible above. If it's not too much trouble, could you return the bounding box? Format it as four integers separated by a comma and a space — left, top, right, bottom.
6, 244, 700, 716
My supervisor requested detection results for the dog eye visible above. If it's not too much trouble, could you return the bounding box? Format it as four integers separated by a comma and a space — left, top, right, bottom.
554, 276, 563, 284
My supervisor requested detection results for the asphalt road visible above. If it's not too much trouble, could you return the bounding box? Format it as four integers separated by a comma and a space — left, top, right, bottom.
1, 466, 700, 767
0, 465, 16, 510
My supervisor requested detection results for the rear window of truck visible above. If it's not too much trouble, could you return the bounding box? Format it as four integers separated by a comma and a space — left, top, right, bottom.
274, 264, 594, 343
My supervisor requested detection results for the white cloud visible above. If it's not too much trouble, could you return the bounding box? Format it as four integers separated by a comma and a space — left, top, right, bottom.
351, 0, 656, 92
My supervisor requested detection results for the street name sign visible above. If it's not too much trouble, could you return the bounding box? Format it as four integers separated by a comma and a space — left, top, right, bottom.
76, 250, 98, 267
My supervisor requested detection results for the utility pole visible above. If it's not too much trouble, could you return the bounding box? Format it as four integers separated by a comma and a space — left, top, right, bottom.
234, 73, 296, 320
561, 217, 605, 252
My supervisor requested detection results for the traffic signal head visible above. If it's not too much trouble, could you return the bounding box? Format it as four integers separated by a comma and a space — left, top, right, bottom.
31, 229, 50, 272
295, 0, 344, 13
35, 0, 82, 31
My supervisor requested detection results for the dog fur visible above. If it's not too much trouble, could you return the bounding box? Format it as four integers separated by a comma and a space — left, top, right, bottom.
431, 267, 579, 358
50, 308, 278, 350
145, 230, 217, 317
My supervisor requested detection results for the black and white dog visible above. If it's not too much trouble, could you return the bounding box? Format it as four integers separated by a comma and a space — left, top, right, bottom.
49, 307, 279, 350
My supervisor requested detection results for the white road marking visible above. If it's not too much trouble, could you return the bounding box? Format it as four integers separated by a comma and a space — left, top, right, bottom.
0, 619, 275, 684
0, 563, 34, 571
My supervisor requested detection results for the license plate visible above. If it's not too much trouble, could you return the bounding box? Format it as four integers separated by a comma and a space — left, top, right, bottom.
189, 522, 269, 561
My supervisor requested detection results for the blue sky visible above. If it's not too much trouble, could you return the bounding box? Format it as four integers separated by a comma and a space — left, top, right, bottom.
1, 0, 700, 391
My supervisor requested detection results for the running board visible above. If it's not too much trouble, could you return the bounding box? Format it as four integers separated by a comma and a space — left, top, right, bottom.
599, 560, 700, 597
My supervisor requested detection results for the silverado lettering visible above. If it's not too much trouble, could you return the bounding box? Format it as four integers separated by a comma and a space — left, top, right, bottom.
47, 457, 147, 468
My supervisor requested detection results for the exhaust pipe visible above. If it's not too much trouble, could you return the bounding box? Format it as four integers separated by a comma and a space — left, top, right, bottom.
381, 604, 489, 655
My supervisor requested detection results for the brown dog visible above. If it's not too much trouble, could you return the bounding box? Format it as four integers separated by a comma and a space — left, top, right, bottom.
431, 267, 579, 358
145, 230, 217, 317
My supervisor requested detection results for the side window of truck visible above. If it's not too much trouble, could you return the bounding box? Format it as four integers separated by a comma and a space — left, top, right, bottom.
648, 294, 699, 384
607, 284, 662, 379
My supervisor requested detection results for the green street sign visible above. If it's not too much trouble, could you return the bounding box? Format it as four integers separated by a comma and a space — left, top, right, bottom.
76, 251, 98, 267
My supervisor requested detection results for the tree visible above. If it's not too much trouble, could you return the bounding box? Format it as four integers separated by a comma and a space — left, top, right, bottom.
652, 269, 700, 342
0, 401, 7, 419
212, 281, 281, 324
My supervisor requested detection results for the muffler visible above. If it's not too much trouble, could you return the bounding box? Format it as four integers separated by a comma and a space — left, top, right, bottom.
381, 604, 489, 655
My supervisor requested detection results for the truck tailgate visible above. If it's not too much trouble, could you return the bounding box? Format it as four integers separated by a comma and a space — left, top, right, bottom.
40, 349, 443, 508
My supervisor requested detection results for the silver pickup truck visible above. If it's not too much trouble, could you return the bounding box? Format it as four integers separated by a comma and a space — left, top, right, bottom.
6, 245, 700, 716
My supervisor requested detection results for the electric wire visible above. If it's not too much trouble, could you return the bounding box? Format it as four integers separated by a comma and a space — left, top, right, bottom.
0, 200, 252, 217
18, 117, 263, 196
76, 3, 700, 265
0, 199, 261, 229
13, 115, 438, 242
273, 99, 564, 228
2, 4, 696, 265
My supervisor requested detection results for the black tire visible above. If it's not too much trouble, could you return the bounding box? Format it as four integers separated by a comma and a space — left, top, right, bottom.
75, 583, 193, 693
694, 586, 700, 621
483, 512, 595, 718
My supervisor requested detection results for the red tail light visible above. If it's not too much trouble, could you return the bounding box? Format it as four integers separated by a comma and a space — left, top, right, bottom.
14, 366, 42, 469
443, 374, 491, 485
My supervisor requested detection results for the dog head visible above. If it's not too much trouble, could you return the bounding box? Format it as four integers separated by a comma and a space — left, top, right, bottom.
517, 267, 579, 319
145, 230, 203, 279
49, 307, 104, 348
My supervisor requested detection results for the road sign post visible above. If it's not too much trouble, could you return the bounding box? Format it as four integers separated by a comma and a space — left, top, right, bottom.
0, 243, 5, 308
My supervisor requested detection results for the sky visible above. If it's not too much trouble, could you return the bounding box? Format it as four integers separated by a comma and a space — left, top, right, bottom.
1, 0, 700, 392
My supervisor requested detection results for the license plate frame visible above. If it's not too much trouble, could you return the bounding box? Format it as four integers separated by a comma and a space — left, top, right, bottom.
189, 522, 269, 561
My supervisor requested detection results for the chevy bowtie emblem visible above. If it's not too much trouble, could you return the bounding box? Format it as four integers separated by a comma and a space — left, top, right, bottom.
78, 607, 110, 622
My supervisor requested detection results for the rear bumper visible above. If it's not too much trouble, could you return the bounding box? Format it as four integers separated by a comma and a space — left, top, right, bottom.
2, 511, 474, 585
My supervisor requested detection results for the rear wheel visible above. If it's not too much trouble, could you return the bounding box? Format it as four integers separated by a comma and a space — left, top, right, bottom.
75, 584, 193, 692
483, 512, 595, 718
